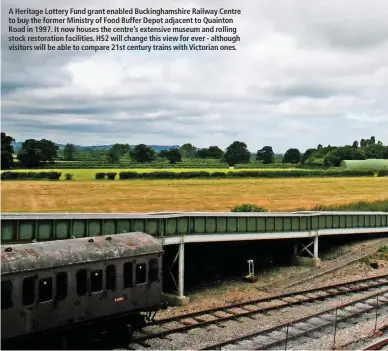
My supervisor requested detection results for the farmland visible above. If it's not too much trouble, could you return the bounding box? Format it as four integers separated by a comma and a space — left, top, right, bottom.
1, 177, 387, 213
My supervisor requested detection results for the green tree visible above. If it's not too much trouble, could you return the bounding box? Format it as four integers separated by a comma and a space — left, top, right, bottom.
179, 143, 196, 158
1, 132, 15, 170
352, 141, 359, 148
130, 144, 156, 163
63, 143, 76, 161
301, 148, 316, 164
17, 139, 59, 168
256, 146, 274, 164
283, 148, 301, 164
159, 148, 182, 164
111, 143, 131, 156
224, 141, 251, 166
324, 146, 365, 167
196, 146, 224, 159
363, 144, 387, 159
107, 149, 120, 163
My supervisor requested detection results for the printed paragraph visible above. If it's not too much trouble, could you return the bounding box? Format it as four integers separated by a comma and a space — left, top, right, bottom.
7, 7, 243, 52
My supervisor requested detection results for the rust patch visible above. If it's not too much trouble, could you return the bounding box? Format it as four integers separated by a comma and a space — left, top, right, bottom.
1, 252, 15, 260
24, 249, 40, 257
127, 239, 137, 247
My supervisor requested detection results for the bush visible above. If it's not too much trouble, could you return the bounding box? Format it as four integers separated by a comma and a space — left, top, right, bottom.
95, 172, 106, 179
113, 169, 375, 180
0, 171, 61, 180
231, 204, 268, 212
106, 172, 117, 180
65, 173, 73, 180
377, 169, 388, 177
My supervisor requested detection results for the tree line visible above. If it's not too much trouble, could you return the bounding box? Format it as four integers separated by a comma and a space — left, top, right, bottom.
1, 132, 387, 170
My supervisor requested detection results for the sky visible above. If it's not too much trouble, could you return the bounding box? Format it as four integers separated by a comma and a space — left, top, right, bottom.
1, 0, 388, 153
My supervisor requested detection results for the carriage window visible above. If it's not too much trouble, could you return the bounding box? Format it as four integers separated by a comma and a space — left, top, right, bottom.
39, 277, 53, 302
76, 269, 88, 296
123, 262, 133, 288
55, 272, 67, 301
22, 277, 35, 305
1, 281, 13, 309
149, 259, 159, 282
136, 263, 146, 285
106, 265, 116, 291
90, 270, 103, 292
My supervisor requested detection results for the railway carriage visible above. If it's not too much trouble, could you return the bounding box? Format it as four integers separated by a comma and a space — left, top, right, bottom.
1, 232, 167, 347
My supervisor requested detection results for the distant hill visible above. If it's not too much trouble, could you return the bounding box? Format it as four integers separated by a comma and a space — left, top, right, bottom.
12, 142, 179, 152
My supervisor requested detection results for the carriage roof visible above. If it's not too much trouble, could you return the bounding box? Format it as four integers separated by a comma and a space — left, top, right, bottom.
1, 232, 163, 274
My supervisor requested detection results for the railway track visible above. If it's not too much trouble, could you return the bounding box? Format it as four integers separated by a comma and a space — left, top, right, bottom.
201, 289, 388, 350
128, 274, 388, 348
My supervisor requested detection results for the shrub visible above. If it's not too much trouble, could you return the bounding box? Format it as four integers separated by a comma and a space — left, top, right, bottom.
65, 173, 73, 180
119, 172, 139, 179
231, 204, 268, 212
95, 173, 106, 179
106, 172, 117, 180
0, 171, 61, 180
377, 169, 388, 177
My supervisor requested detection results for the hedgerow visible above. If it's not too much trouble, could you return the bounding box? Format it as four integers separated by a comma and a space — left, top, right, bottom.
0, 172, 61, 180
114, 169, 376, 180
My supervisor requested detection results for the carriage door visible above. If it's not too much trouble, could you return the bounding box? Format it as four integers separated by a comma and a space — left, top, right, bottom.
148, 257, 161, 307
132, 260, 148, 310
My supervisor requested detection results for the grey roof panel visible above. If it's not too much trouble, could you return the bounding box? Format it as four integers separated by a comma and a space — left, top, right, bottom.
1, 232, 163, 274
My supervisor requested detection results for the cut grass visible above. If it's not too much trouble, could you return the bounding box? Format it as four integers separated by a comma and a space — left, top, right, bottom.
1, 177, 387, 213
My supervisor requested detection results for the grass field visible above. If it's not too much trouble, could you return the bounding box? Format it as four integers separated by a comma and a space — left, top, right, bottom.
1, 168, 312, 181
1, 177, 387, 213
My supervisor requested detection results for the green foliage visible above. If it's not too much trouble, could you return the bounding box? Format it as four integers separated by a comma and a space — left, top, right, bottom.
324, 146, 365, 166
179, 143, 197, 158
303, 199, 388, 212
1, 132, 15, 170
95, 172, 106, 179
106, 172, 117, 180
130, 144, 156, 163
301, 148, 316, 164
224, 141, 251, 166
111, 143, 131, 156
107, 149, 120, 164
231, 204, 268, 212
196, 146, 224, 159
17, 139, 59, 168
158, 148, 182, 164
283, 148, 301, 164
256, 146, 274, 164
115, 169, 375, 180
63, 143, 76, 161
64, 173, 73, 180
1, 171, 61, 180
363, 144, 388, 159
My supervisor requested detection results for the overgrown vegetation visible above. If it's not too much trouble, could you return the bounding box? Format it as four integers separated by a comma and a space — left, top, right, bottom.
231, 204, 268, 212
298, 199, 388, 212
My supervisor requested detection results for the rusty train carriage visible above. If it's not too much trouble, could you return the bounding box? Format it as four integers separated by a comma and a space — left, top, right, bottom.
1, 232, 166, 344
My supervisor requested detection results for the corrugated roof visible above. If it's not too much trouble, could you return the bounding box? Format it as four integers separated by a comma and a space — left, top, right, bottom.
1, 232, 163, 274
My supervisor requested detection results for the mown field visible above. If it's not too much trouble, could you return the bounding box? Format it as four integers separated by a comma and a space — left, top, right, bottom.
2, 168, 309, 181
1, 177, 387, 213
